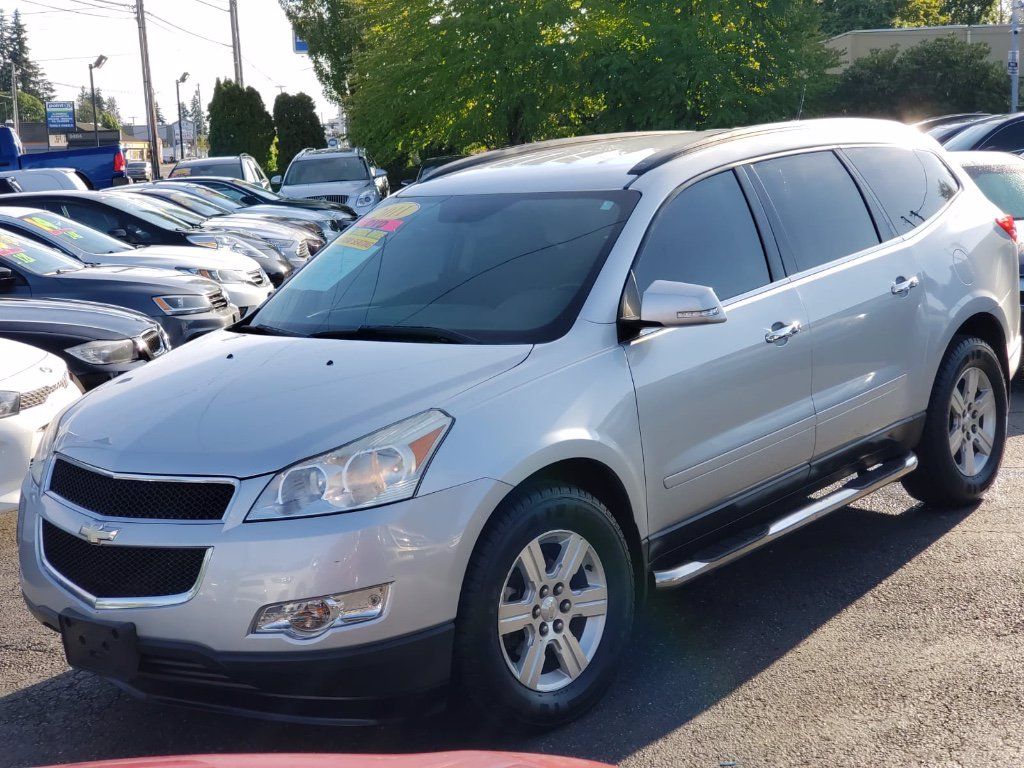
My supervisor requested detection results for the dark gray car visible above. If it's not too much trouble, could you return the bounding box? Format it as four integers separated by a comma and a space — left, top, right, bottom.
0, 297, 169, 389
0, 228, 236, 346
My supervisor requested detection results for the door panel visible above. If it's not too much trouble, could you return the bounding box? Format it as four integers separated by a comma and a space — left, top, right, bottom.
628, 287, 814, 535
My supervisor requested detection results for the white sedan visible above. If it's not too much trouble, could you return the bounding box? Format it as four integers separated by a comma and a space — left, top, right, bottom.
0, 338, 81, 509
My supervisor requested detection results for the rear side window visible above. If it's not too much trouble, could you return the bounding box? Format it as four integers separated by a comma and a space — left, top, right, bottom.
981, 121, 1024, 152
633, 170, 771, 302
752, 151, 879, 273
845, 147, 957, 235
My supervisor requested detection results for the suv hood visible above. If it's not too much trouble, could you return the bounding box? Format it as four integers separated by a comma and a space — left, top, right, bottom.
0, 336, 48, 379
57, 331, 531, 477
203, 217, 316, 242
91, 244, 261, 273
280, 180, 373, 200
56, 264, 220, 294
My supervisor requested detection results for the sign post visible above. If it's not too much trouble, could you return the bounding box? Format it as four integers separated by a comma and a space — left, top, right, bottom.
1012, 2, 1021, 113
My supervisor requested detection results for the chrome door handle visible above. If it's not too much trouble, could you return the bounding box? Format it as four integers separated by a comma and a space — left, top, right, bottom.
765, 321, 802, 345
891, 275, 920, 297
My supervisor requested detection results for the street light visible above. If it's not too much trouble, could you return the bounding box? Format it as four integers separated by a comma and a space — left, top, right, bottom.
175, 71, 189, 161
88, 54, 107, 147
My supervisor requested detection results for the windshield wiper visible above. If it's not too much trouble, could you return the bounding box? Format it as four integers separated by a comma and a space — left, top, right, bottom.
307, 325, 479, 344
233, 323, 303, 337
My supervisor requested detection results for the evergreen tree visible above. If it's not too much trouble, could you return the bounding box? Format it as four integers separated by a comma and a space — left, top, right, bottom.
208, 78, 275, 169
154, 101, 167, 124
272, 91, 322, 171
189, 90, 207, 138
5, 10, 52, 102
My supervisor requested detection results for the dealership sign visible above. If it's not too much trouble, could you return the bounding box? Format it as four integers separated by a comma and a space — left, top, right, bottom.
45, 101, 76, 131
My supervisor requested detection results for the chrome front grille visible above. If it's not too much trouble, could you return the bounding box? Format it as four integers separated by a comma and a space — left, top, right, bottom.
296, 240, 310, 260
20, 372, 69, 410
247, 269, 266, 286
207, 290, 230, 310
139, 329, 166, 360
305, 194, 348, 204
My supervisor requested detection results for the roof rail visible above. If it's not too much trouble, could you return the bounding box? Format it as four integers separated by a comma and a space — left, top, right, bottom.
421, 131, 690, 181
627, 123, 806, 176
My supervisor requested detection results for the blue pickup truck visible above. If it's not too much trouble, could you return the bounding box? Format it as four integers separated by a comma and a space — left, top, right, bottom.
0, 126, 128, 189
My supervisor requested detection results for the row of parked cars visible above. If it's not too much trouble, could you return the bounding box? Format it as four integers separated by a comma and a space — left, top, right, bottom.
9, 117, 1024, 732
0, 170, 359, 507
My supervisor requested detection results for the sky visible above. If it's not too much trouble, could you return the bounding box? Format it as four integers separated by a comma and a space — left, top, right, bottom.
0, 0, 337, 125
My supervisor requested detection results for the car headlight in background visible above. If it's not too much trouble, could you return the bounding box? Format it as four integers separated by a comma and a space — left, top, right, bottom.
178, 267, 249, 285
30, 407, 68, 485
355, 188, 378, 208
262, 237, 295, 257
65, 339, 139, 365
152, 294, 213, 316
251, 584, 389, 639
187, 233, 265, 262
0, 391, 20, 419
247, 409, 453, 521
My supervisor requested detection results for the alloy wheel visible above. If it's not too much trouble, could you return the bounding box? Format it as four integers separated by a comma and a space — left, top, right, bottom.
949, 365, 997, 477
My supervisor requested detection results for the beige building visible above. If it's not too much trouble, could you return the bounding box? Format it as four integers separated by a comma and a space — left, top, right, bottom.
826, 24, 1012, 71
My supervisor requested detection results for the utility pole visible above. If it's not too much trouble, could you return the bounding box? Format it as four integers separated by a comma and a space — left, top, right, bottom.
1013, 2, 1021, 112
135, 0, 161, 179
10, 65, 18, 135
88, 55, 106, 147
195, 83, 204, 157
175, 72, 189, 161
229, 0, 244, 87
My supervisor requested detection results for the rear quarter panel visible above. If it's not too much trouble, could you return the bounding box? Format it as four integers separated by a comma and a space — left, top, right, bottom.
19, 146, 123, 189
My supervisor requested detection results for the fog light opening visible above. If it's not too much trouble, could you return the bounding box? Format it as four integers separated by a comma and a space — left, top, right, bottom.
252, 584, 390, 639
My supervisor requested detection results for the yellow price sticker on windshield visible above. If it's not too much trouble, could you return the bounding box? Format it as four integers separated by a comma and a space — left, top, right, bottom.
25, 216, 83, 240
337, 226, 387, 251
10, 252, 34, 264
371, 202, 420, 220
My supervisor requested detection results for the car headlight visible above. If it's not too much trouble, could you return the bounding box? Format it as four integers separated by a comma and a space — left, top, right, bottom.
248, 409, 453, 521
355, 189, 378, 208
262, 237, 294, 255
152, 294, 213, 316
186, 233, 221, 249
178, 267, 248, 284
0, 391, 20, 419
30, 408, 68, 486
65, 339, 139, 365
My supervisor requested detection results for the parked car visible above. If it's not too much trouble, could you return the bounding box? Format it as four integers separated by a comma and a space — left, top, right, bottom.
0, 207, 273, 314
0, 168, 89, 192
0, 190, 295, 286
107, 188, 326, 268
272, 147, 389, 215
169, 154, 272, 189
402, 154, 467, 187
0, 126, 127, 189
17, 120, 1021, 730
114, 182, 346, 243
126, 161, 153, 183
0, 228, 237, 345
0, 297, 169, 390
150, 180, 354, 241
0, 337, 80, 508
914, 113, 991, 131
159, 174, 357, 218
942, 113, 1024, 152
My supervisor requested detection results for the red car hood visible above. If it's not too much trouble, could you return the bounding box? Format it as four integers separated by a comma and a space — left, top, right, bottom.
42, 754, 611, 768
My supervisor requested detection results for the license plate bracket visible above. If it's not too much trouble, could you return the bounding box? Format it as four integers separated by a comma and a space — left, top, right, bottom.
59, 612, 139, 681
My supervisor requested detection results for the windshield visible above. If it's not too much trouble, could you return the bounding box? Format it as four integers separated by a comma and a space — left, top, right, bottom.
102, 192, 204, 230
0, 229, 83, 275
963, 164, 1024, 218
205, 178, 279, 203
249, 191, 639, 343
144, 189, 230, 217
170, 160, 240, 178
944, 119, 1003, 150
285, 156, 369, 185
176, 184, 244, 211
16, 211, 128, 255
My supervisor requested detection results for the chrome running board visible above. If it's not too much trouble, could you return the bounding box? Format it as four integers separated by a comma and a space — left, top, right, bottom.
653, 452, 918, 590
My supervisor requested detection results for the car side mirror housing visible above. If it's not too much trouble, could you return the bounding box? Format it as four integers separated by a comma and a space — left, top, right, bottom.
374, 168, 388, 179
108, 228, 128, 240
270, 175, 282, 186
0, 266, 14, 290
400, 179, 414, 187
637, 280, 727, 327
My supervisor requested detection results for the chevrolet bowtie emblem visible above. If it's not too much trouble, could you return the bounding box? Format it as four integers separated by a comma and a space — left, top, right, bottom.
78, 523, 119, 545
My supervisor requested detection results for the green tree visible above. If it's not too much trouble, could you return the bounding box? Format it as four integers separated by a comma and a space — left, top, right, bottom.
208, 78, 276, 169
189, 90, 207, 139
272, 91, 323, 171
75, 86, 120, 128
2, 10, 52, 102
0, 90, 43, 123
283, 0, 835, 169
942, 0, 1000, 23
823, 37, 1006, 119
821, 0, 951, 34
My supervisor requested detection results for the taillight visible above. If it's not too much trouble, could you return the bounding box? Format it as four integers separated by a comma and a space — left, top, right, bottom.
113, 150, 126, 173
996, 214, 1018, 242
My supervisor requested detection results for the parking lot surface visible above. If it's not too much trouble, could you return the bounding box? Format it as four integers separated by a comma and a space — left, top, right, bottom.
4, 387, 1024, 767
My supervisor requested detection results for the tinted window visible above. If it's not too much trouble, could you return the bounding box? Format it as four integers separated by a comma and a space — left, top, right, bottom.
846, 147, 957, 235
58, 201, 120, 234
753, 151, 879, 273
170, 160, 241, 178
980, 121, 1024, 152
962, 162, 1024, 219
101, 193, 202, 229
944, 118, 1003, 151
16, 211, 128, 254
250, 192, 640, 343
285, 156, 370, 185
633, 171, 770, 301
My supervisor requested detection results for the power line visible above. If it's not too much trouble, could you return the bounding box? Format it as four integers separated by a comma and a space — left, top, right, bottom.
189, 0, 228, 11
14, 0, 130, 18
145, 10, 231, 48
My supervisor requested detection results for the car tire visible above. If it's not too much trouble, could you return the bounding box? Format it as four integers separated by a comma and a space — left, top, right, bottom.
454, 482, 635, 731
902, 335, 1008, 507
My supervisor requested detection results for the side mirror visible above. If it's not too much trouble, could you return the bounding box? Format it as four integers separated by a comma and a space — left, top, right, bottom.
400, 179, 415, 187
0, 266, 14, 290
374, 168, 388, 179
270, 175, 282, 186
639, 280, 726, 327
108, 228, 128, 240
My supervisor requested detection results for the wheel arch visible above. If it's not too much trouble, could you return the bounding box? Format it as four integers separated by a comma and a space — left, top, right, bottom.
953, 311, 1010, 386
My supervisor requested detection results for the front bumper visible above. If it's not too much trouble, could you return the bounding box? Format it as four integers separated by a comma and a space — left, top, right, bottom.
18, 470, 509, 720
155, 305, 237, 346
219, 282, 273, 316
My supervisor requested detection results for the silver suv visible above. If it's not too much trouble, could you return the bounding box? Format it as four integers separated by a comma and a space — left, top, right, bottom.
18, 120, 1021, 729
273, 147, 389, 215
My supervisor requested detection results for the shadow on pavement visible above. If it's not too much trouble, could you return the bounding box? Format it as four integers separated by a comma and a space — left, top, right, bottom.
1, 495, 973, 767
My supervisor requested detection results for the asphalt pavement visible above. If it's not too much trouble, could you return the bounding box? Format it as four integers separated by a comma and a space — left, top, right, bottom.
5, 389, 1024, 767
